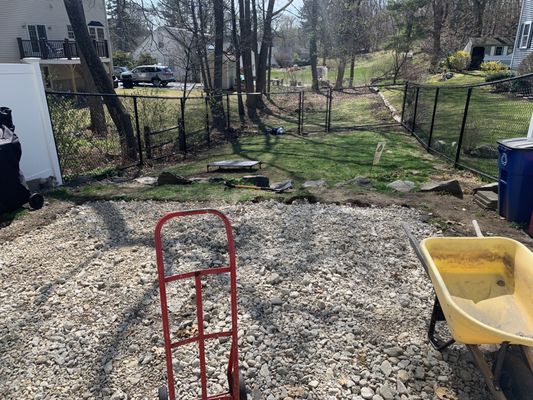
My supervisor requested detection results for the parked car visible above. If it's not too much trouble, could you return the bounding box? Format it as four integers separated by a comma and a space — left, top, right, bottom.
121, 65, 175, 87
112, 66, 129, 81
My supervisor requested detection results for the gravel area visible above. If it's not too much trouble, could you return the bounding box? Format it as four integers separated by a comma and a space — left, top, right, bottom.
0, 200, 491, 399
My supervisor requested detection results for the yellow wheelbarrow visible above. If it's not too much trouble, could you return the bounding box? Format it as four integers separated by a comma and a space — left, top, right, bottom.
403, 222, 533, 400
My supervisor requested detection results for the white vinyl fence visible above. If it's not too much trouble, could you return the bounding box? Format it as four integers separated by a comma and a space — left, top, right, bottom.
0, 60, 62, 185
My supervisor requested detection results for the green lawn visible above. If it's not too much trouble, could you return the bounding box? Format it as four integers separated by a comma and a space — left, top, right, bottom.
270, 51, 394, 88
381, 70, 533, 178
52, 128, 440, 203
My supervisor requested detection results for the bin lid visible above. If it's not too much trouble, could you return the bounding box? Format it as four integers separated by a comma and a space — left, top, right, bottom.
497, 137, 533, 150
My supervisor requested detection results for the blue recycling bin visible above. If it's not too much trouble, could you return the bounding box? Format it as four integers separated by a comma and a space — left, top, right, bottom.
498, 138, 533, 224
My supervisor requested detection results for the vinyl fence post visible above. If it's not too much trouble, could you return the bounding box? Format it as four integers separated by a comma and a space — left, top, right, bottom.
226, 93, 230, 130
455, 87, 473, 167
205, 96, 210, 148
144, 126, 152, 160
411, 86, 420, 134
427, 87, 439, 151
133, 96, 143, 166
401, 81, 408, 125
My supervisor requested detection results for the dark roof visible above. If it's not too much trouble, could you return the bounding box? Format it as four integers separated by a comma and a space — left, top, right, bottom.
468, 37, 514, 46
87, 21, 104, 27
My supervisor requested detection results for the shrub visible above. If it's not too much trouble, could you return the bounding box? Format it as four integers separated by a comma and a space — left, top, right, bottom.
510, 78, 533, 94
485, 71, 516, 93
480, 61, 507, 72
137, 52, 157, 66
112, 50, 134, 69
485, 71, 515, 82
518, 53, 533, 76
448, 50, 471, 72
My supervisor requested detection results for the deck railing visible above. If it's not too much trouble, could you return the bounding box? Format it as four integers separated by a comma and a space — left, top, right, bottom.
16, 38, 109, 60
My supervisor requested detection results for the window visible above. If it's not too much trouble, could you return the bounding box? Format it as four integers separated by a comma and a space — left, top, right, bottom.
520, 21, 532, 49
495, 46, 503, 56
88, 26, 105, 41
67, 25, 75, 40
28, 25, 47, 52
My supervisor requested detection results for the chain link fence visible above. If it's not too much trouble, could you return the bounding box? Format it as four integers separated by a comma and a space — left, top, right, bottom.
46, 85, 402, 182
402, 73, 533, 180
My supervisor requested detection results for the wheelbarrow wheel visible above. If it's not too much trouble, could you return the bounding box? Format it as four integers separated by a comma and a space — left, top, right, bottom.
158, 386, 168, 400
228, 371, 247, 400
495, 347, 533, 400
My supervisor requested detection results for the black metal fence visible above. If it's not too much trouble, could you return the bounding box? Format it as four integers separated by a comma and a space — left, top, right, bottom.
401, 73, 533, 180
45, 86, 399, 181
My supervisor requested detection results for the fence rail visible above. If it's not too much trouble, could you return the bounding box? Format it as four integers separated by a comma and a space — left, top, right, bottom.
45, 85, 400, 181
401, 73, 533, 180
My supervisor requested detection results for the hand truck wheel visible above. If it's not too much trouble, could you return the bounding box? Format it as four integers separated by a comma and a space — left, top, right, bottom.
229, 371, 247, 400
158, 386, 168, 400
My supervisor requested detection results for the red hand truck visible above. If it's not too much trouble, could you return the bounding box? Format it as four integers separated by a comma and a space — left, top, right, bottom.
154, 209, 247, 400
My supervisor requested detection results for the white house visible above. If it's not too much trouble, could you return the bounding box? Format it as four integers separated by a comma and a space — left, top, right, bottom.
132, 27, 192, 81
1, 0, 112, 91
132, 26, 236, 89
511, 0, 533, 69
463, 37, 514, 69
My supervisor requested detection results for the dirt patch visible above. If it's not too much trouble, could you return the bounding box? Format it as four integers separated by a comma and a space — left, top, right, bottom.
0, 200, 73, 245
314, 187, 533, 247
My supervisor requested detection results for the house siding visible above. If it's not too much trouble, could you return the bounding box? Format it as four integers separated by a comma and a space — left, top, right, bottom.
511, 0, 533, 69
132, 27, 194, 82
0, 0, 108, 63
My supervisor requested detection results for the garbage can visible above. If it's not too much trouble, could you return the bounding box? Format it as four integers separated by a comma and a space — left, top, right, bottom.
497, 138, 533, 224
122, 74, 133, 89
0, 107, 44, 214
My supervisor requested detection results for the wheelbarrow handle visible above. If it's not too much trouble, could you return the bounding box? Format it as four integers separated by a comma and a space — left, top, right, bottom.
401, 223, 430, 277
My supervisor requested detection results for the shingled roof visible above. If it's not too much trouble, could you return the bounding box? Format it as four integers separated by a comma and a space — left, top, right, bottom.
468, 37, 514, 47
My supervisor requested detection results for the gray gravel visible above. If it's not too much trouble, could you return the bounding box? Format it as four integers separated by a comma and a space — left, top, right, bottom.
0, 200, 491, 399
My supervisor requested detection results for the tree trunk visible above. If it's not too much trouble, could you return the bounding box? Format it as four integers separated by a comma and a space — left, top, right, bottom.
212, 0, 226, 130
230, 0, 245, 121
251, 0, 259, 71
472, 0, 486, 37
197, 0, 213, 91
239, 0, 257, 117
348, 52, 356, 88
309, 0, 319, 91
79, 56, 107, 136
431, 0, 447, 70
63, 0, 136, 160
255, 0, 276, 96
267, 40, 273, 96
334, 57, 346, 89
190, 0, 210, 93
115, 0, 127, 51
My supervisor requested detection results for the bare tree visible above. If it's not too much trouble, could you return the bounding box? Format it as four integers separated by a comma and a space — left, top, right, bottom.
430, 0, 448, 70
64, 0, 137, 160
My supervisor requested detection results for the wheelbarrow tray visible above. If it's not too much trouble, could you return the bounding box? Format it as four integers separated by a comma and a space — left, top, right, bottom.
420, 236, 533, 346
